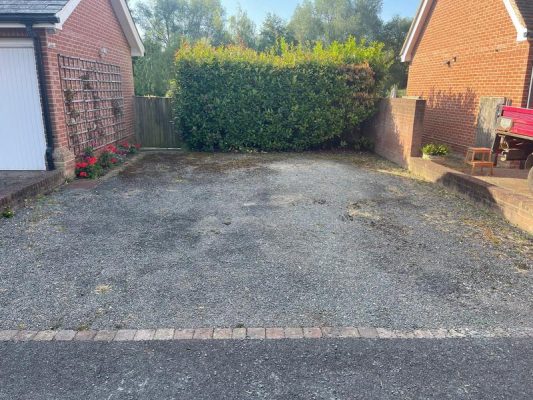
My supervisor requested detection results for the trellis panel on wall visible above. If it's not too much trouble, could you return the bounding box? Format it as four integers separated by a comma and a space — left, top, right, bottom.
58, 55, 128, 155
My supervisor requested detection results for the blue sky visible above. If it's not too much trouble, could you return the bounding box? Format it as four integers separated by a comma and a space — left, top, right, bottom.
222, 0, 420, 25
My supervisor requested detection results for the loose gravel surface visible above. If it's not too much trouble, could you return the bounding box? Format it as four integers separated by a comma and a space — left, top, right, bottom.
0, 152, 531, 331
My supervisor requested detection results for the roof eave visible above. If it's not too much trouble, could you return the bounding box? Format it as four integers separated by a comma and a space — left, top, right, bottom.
503, 0, 529, 41
109, 0, 144, 57
401, 0, 532, 63
0, 14, 59, 25
400, 0, 435, 63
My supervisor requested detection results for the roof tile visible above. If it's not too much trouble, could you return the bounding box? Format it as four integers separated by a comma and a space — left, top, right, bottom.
0, 0, 68, 15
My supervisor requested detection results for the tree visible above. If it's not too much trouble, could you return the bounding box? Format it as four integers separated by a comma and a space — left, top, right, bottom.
314, 0, 355, 43
379, 16, 412, 89
258, 13, 295, 50
183, 0, 227, 44
135, 0, 183, 46
228, 8, 257, 48
352, 0, 383, 41
133, 0, 230, 95
133, 38, 175, 96
288, 0, 324, 44
288, 0, 383, 44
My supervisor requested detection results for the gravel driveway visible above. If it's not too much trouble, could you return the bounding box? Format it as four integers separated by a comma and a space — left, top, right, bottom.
0, 152, 531, 331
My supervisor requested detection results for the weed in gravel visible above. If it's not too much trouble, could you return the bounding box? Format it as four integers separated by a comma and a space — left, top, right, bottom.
76, 324, 90, 332
2, 208, 14, 218
95, 285, 112, 295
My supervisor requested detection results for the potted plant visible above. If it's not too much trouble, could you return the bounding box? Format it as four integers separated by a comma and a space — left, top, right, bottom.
422, 143, 450, 161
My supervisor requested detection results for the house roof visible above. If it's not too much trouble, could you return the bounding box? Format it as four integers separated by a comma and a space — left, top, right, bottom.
0, 1, 68, 15
0, 0, 144, 56
401, 0, 532, 63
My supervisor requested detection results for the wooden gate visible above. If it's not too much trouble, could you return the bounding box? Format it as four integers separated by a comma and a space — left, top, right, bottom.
475, 97, 507, 148
134, 96, 181, 148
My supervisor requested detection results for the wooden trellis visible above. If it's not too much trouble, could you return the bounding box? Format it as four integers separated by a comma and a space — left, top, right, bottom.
58, 55, 128, 155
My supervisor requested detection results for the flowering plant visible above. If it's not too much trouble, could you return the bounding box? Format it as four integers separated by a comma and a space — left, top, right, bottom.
75, 158, 102, 179
75, 142, 141, 179
99, 149, 124, 168
118, 142, 141, 155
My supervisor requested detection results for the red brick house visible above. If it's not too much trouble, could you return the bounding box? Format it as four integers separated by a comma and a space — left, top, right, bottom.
401, 0, 533, 153
0, 0, 143, 174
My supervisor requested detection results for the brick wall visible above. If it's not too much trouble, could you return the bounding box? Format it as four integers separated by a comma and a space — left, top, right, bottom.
407, 0, 533, 154
0, 0, 136, 175
365, 98, 426, 168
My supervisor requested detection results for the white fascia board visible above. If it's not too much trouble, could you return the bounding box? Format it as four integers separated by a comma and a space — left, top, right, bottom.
503, 0, 529, 41
110, 0, 145, 57
401, 0, 435, 63
55, 0, 82, 29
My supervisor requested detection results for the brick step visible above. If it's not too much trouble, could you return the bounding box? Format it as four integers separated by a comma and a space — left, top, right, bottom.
0, 170, 64, 211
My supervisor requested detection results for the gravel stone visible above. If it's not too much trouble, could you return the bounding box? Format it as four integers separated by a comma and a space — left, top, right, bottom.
0, 152, 531, 331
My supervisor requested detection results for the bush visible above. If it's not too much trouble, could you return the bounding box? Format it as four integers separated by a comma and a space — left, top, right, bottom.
354, 137, 375, 152
174, 39, 388, 151
422, 143, 450, 156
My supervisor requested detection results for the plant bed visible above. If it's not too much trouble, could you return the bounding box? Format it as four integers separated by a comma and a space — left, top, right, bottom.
75, 142, 141, 180
422, 143, 450, 161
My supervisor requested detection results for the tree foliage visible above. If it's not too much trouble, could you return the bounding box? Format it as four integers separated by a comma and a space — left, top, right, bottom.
133, 0, 412, 96
378, 16, 412, 89
258, 13, 295, 51
288, 0, 384, 44
228, 8, 256, 49
173, 39, 387, 151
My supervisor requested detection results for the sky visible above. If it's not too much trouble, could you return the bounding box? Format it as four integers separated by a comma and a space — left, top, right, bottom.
222, 0, 420, 26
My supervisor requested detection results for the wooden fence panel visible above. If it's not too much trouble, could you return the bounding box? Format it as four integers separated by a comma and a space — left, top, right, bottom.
134, 96, 181, 148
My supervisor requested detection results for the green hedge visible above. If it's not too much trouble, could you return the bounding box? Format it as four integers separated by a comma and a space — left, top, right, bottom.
174, 39, 388, 151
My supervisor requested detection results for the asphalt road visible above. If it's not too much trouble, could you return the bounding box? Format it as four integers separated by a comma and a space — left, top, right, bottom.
1, 338, 532, 399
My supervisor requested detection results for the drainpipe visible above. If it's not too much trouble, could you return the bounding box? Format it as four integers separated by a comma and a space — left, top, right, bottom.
526, 62, 533, 108
26, 24, 55, 170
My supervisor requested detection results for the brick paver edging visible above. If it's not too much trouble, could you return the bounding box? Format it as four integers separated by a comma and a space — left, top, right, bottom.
1, 327, 532, 342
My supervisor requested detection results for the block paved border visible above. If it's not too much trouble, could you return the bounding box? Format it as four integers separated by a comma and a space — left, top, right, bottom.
1, 327, 532, 342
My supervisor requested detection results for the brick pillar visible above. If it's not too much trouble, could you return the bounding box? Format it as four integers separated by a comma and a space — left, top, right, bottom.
52, 147, 76, 178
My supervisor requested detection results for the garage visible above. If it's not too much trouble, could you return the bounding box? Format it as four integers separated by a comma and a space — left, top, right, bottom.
0, 38, 47, 170
0, 0, 143, 176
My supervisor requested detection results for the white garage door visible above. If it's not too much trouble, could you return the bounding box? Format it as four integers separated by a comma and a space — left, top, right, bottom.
0, 39, 47, 170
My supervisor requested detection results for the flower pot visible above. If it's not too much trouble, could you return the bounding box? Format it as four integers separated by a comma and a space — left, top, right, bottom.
422, 154, 446, 162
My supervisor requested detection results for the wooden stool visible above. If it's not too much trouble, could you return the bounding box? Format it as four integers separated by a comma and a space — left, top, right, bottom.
465, 147, 494, 176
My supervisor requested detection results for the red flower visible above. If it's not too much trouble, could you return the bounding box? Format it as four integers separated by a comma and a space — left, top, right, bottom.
79, 172, 88, 178
111, 158, 118, 164
121, 142, 129, 148
105, 145, 118, 154
76, 162, 88, 169
135, 143, 141, 149
86, 157, 98, 166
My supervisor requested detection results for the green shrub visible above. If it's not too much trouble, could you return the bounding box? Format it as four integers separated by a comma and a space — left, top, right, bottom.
422, 143, 450, 156
354, 137, 375, 152
173, 39, 388, 151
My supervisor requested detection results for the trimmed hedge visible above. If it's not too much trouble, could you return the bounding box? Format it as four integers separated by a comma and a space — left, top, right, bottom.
174, 39, 387, 151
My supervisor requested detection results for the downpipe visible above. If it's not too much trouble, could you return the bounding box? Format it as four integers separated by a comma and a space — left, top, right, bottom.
26, 24, 55, 170
526, 63, 533, 108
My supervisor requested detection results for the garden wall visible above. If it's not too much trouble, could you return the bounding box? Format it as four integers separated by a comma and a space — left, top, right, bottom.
365, 98, 426, 168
